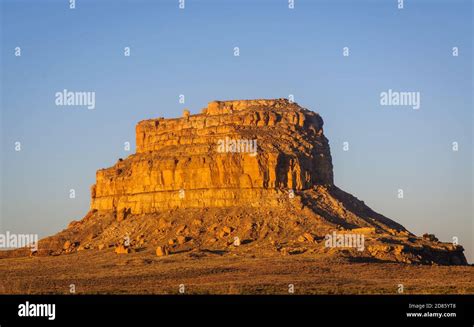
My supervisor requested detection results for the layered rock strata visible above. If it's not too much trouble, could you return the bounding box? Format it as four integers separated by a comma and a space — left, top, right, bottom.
91, 99, 333, 212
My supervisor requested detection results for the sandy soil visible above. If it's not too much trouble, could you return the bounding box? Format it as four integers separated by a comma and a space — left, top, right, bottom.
1, 249, 473, 295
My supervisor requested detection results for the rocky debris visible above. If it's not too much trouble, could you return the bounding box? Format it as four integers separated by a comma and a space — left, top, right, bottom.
62, 240, 80, 254
351, 227, 377, 235
155, 246, 169, 257
192, 219, 203, 226
63, 241, 71, 250
77, 244, 90, 252
114, 245, 130, 254
176, 225, 187, 235
423, 233, 439, 242
116, 208, 131, 222
176, 236, 187, 245
298, 233, 315, 243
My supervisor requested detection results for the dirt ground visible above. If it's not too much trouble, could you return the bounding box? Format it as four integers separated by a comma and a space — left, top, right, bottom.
0, 249, 473, 295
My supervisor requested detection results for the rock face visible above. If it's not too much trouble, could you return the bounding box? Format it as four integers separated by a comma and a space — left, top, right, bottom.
2, 99, 466, 265
91, 99, 333, 212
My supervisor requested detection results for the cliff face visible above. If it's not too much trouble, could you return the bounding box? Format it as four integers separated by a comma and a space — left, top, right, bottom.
4, 99, 466, 266
91, 99, 333, 212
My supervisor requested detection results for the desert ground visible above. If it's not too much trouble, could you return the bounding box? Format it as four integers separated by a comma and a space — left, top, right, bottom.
1, 249, 472, 295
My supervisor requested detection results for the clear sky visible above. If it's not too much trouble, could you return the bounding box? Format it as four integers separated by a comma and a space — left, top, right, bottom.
1, 0, 472, 261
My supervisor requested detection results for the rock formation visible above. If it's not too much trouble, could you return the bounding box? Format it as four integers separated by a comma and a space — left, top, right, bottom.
2, 99, 467, 265
91, 99, 333, 211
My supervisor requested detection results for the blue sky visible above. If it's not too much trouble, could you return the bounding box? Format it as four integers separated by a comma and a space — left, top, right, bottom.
1, 0, 472, 261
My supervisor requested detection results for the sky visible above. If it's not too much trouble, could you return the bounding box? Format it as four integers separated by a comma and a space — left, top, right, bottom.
1, 0, 472, 261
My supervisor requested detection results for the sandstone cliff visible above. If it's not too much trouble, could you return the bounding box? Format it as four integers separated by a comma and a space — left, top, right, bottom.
91, 99, 333, 212
3, 99, 466, 265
